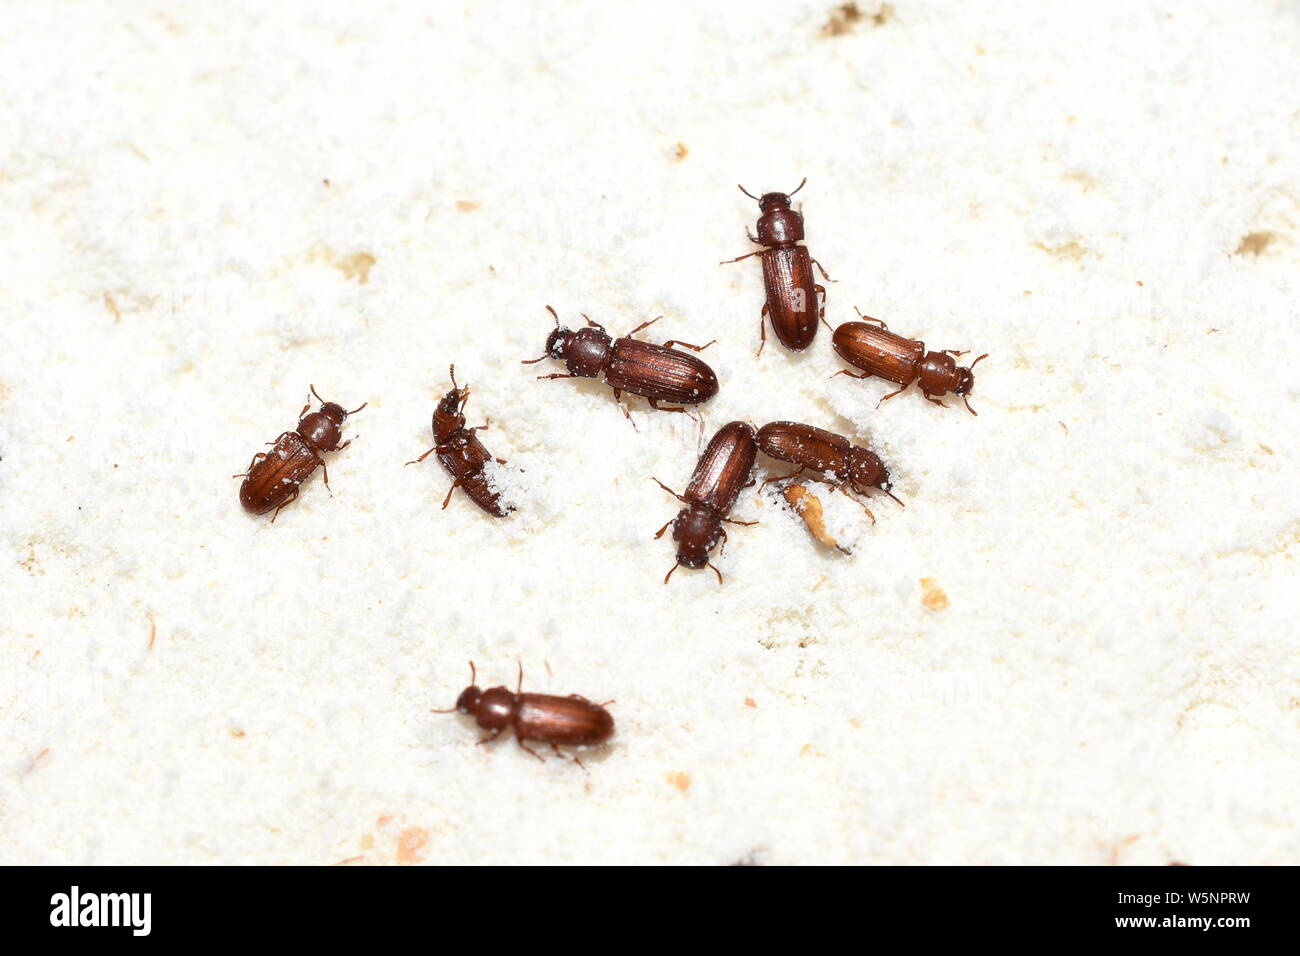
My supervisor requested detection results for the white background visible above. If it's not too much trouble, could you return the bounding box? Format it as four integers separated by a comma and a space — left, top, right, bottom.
1, 0, 1297, 864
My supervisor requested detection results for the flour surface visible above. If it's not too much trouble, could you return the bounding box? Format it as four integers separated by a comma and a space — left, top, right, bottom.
2, 1, 1297, 864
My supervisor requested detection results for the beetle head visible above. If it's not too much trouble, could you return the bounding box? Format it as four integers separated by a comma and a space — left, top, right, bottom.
544, 326, 574, 359
954, 354, 987, 397
319, 402, 348, 424
454, 685, 482, 715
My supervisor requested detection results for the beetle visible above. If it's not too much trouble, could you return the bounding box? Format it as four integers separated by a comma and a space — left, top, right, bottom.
832, 310, 988, 414
406, 365, 513, 517
235, 386, 366, 520
433, 661, 614, 764
652, 420, 758, 584
522, 306, 719, 423
757, 420, 902, 524
721, 178, 831, 355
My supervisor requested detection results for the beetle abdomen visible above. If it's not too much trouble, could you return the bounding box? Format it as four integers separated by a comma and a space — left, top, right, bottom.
437, 433, 511, 517
240, 432, 320, 514
515, 693, 615, 746
832, 322, 925, 385
685, 421, 757, 515
762, 246, 819, 351
606, 338, 719, 404
756, 421, 851, 475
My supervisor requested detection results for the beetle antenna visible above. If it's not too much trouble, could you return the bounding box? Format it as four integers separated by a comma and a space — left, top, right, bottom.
962, 395, 979, 416
788, 176, 807, 198
431, 659, 476, 712
346, 401, 368, 416
545, 305, 560, 327
663, 561, 680, 585
310, 384, 325, 406
448, 364, 459, 391
520, 353, 550, 365
707, 562, 724, 585
737, 184, 760, 202
651, 477, 686, 502
885, 489, 906, 507
969, 353, 989, 371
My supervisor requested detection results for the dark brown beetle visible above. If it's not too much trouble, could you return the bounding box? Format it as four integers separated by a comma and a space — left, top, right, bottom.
832, 310, 988, 414
433, 662, 614, 764
235, 386, 366, 520
757, 421, 902, 524
406, 365, 513, 517
522, 306, 719, 423
721, 178, 831, 355
653, 420, 758, 584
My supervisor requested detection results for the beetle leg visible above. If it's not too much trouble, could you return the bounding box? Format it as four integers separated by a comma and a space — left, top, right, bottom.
810, 257, 834, 282
720, 249, 762, 265
831, 368, 871, 381
852, 308, 888, 330
475, 729, 504, 746
581, 313, 606, 332
651, 478, 687, 503
625, 315, 663, 337
517, 738, 545, 762
760, 466, 805, 490
646, 398, 689, 415
405, 446, 437, 466
815, 286, 831, 330
838, 484, 876, 524
232, 452, 269, 478
923, 392, 949, 409
270, 486, 299, 523
559, 745, 590, 771
653, 518, 674, 539
875, 385, 907, 408
611, 389, 638, 430
722, 517, 758, 526
536, 372, 578, 380
756, 303, 769, 357
943, 349, 970, 357
661, 338, 716, 353
441, 477, 463, 509
318, 461, 333, 496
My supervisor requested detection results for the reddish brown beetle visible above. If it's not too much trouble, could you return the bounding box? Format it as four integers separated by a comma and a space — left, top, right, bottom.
832, 311, 988, 414
653, 420, 758, 584
406, 365, 513, 518
433, 661, 615, 764
721, 178, 831, 355
235, 386, 366, 520
757, 421, 902, 524
522, 306, 719, 423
